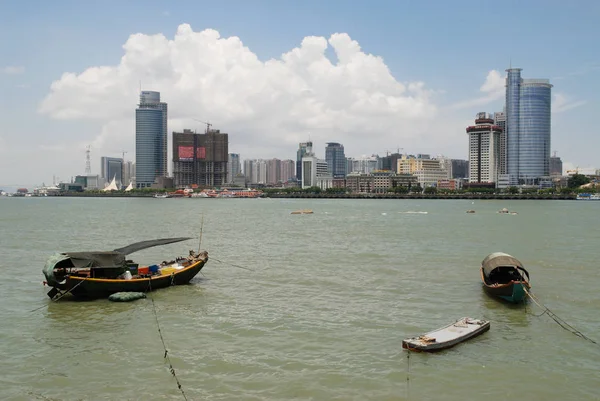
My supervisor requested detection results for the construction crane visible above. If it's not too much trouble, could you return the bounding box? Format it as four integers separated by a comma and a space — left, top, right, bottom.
192, 118, 212, 133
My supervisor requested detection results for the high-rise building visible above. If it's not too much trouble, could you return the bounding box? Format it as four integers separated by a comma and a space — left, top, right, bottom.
450, 159, 469, 179
296, 141, 313, 183
493, 111, 506, 175
172, 128, 228, 187
100, 157, 123, 187
550, 152, 563, 176
122, 161, 135, 187
266, 158, 281, 184
243, 159, 254, 183
505, 68, 553, 185
135, 91, 167, 188
301, 155, 332, 189
325, 142, 346, 178
466, 112, 502, 183
228, 153, 241, 184
280, 159, 295, 182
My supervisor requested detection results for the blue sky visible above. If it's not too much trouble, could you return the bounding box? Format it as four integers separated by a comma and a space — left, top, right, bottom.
0, 0, 598, 187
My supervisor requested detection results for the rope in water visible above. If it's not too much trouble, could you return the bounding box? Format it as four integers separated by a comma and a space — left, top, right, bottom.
406, 350, 411, 400
147, 279, 189, 401
524, 286, 597, 345
211, 257, 255, 271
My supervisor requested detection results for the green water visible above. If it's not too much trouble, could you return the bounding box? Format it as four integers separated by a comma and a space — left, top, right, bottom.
0, 197, 599, 400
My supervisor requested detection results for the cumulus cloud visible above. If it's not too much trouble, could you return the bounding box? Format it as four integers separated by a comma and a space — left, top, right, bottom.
553, 93, 586, 113
39, 24, 438, 160
1, 66, 25, 74
450, 70, 505, 110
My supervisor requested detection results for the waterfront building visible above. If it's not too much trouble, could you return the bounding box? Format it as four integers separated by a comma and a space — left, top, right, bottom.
466, 112, 502, 184
493, 111, 507, 175
227, 154, 241, 184
397, 155, 448, 187
450, 159, 469, 179
550, 152, 563, 176
301, 155, 332, 189
325, 142, 346, 178
135, 91, 167, 188
172, 128, 229, 188
296, 141, 313, 184
505, 68, 553, 185
100, 157, 123, 188
280, 159, 296, 183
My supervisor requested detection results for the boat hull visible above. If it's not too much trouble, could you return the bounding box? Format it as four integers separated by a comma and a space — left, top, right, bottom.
480, 268, 529, 303
402, 318, 490, 352
62, 259, 207, 299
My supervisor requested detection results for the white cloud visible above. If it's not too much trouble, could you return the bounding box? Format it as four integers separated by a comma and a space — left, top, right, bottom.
450, 70, 505, 109
1, 66, 25, 74
39, 24, 439, 160
553, 93, 586, 113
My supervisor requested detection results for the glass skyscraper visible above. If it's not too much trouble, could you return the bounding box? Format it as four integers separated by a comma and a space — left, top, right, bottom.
325, 142, 346, 178
135, 91, 167, 188
505, 68, 552, 185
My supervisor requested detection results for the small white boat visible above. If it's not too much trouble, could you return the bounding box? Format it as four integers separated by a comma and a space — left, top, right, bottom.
576, 193, 600, 200
402, 317, 490, 352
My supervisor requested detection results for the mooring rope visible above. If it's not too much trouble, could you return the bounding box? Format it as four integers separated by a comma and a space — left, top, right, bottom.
406, 350, 411, 400
211, 257, 255, 271
147, 279, 189, 400
524, 286, 597, 345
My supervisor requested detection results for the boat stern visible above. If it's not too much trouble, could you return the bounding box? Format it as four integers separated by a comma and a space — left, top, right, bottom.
499, 281, 528, 303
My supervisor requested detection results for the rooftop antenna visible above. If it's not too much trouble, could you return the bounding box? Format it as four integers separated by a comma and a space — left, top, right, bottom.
85, 145, 91, 175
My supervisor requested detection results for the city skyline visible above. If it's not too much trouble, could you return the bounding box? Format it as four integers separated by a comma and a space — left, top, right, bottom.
1, 0, 598, 187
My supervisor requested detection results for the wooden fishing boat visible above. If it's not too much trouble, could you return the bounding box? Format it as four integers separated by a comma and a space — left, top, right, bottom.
402, 317, 490, 352
42, 237, 209, 300
480, 252, 530, 303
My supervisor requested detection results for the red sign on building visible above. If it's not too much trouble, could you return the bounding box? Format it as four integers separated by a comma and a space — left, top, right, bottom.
196, 147, 206, 159
178, 146, 194, 161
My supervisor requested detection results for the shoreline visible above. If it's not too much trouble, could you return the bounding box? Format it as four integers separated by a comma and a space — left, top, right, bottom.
22, 192, 579, 200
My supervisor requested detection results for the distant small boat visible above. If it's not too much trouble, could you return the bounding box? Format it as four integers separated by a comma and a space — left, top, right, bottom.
480, 252, 530, 303
402, 317, 490, 352
576, 193, 600, 200
466, 210, 475, 213
153, 193, 171, 198
291, 209, 313, 214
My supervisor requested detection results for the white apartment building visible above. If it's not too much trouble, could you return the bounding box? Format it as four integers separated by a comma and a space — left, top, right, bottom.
467, 112, 501, 184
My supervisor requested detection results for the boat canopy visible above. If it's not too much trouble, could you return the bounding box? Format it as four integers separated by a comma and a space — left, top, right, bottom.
43, 237, 193, 286
481, 252, 527, 276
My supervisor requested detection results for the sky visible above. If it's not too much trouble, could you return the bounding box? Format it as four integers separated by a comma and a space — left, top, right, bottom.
0, 0, 599, 188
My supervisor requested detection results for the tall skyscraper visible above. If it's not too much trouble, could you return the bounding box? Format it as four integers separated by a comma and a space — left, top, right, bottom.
243, 159, 254, 183
228, 153, 241, 183
135, 91, 167, 188
505, 68, 552, 185
296, 141, 313, 183
493, 111, 506, 175
466, 113, 502, 183
172, 128, 229, 187
325, 142, 346, 178
100, 157, 123, 187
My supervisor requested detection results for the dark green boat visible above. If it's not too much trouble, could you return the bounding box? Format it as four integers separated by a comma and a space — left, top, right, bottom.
480, 252, 530, 303
42, 237, 208, 300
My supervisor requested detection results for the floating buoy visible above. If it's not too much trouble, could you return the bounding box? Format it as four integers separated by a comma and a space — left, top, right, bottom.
108, 292, 147, 302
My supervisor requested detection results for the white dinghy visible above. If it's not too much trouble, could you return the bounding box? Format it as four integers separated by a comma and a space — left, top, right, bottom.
402, 317, 490, 352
